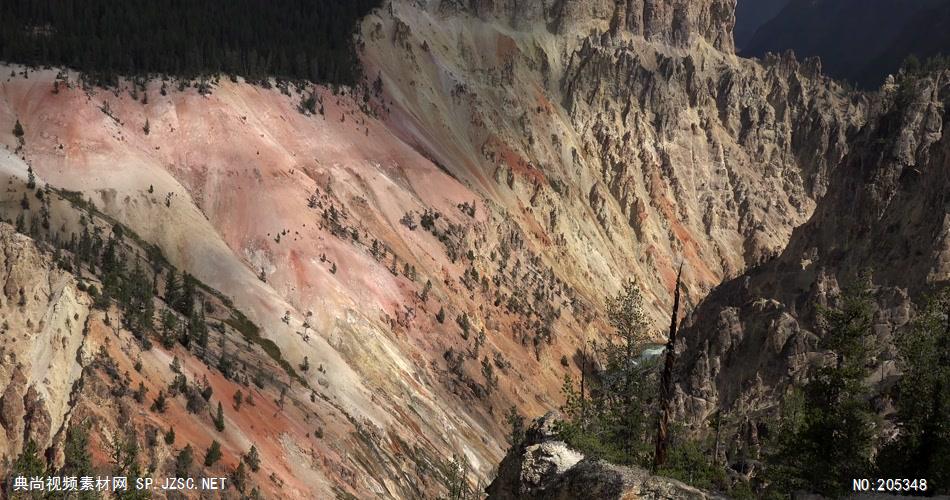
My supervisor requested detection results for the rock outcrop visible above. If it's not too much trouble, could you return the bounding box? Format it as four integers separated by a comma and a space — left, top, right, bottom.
487, 413, 726, 499
0, 217, 92, 464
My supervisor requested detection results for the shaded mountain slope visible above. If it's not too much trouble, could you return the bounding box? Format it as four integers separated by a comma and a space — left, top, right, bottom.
743, 0, 947, 88
866, 3, 950, 85
734, 0, 789, 50
677, 69, 950, 434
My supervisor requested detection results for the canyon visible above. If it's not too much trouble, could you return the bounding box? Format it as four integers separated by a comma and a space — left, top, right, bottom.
0, 0, 946, 497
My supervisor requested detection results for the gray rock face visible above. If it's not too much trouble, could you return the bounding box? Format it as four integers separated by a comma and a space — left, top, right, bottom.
487, 413, 727, 499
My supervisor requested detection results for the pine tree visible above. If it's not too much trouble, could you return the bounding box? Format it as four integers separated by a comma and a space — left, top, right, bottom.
110, 430, 149, 500
123, 263, 155, 337
13, 119, 24, 138
180, 273, 197, 316
558, 280, 657, 466
421, 279, 432, 302
9, 439, 46, 496
59, 423, 99, 500
161, 309, 178, 348
877, 289, 950, 491
231, 462, 248, 493
768, 276, 879, 496
233, 390, 244, 410
204, 440, 222, 466
244, 445, 261, 472
504, 406, 525, 450
26, 166, 36, 189
134, 382, 147, 403
200, 376, 213, 401
214, 401, 225, 432
165, 269, 181, 307
190, 307, 209, 351
62, 422, 93, 476
164, 427, 176, 445
151, 390, 167, 413
175, 445, 194, 476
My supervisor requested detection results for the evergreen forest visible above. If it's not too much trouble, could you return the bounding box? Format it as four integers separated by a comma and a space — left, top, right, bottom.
0, 0, 381, 85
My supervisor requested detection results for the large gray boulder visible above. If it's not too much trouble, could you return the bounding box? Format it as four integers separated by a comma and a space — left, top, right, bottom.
487, 412, 727, 499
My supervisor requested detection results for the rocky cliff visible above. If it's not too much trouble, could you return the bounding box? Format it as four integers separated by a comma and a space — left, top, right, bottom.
677, 69, 950, 447
0, 215, 91, 463
362, 0, 863, 326
448, 0, 736, 53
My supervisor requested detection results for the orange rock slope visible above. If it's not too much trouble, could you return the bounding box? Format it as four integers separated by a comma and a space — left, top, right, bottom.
0, 67, 596, 496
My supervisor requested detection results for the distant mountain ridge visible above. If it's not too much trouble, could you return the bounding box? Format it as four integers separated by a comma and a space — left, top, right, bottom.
743, 0, 949, 88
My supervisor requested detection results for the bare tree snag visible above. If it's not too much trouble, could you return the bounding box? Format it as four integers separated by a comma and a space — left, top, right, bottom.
654, 262, 683, 471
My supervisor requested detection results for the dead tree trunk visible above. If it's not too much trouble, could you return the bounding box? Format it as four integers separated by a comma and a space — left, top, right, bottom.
654, 263, 683, 471
580, 335, 588, 426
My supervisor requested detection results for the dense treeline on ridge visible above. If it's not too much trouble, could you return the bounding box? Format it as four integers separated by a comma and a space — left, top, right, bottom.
0, 0, 381, 85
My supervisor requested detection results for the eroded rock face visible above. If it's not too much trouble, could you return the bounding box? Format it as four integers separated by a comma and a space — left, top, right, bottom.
677, 71, 950, 431
452, 0, 736, 53
22, 386, 52, 448
487, 413, 725, 499
0, 223, 91, 464
0, 367, 27, 446
364, 0, 865, 327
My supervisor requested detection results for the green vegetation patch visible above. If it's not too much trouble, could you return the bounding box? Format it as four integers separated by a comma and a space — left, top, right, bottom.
225, 310, 303, 385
